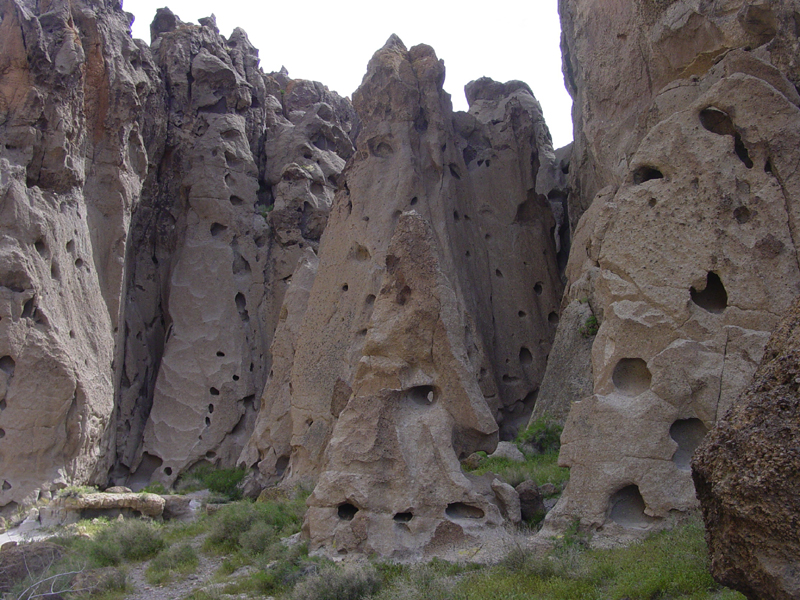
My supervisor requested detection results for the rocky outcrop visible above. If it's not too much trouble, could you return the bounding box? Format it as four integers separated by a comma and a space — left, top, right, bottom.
539, 0, 800, 538
240, 36, 563, 557
111, 10, 354, 489
0, 0, 157, 511
693, 297, 800, 600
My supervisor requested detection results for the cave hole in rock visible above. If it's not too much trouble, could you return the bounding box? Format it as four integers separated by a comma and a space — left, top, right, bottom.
410, 196, 418, 206
518, 310, 527, 318
393, 512, 413, 523
232, 375, 239, 381
733, 206, 751, 224
446, 502, 484, 520
229, 195, 244, 206
407, 385, 436, 406
75, 258, 84, 268
765, 159, 773, 174
465, 250, 471, 258
365, 294, 375, 306
210, 223, 227, 237
51, 263, 60, 279
163, 467, 172, 476
372, 141, 393, 158
2, 481, 10, 491
669, 418, 709, 471
129, 453, 163, 490
210, 387, 219, 396
342, 284, 349, 292
608, 485, 659, 529
519, 347, 533, 365
612, 358, 652, 396
34, 240, 47, 257
66, 240, 74, 253
632, 166, 664, 184
690, 272, 727, 313
208, 404, 214, 413
276, 455, 290, 477
495, 269, 503, 278
0, 356, 15, 377
337, 503, 358, 521
0, 429, 5, 438
396, 285, 411, 306
454, 211, 460, 221
351, 243, 371, 262
548, 311, 559, 324
21, 298, 35, 319
522, 389, 539, 409
534, 282, 543, 295
0, 399, 6, 410
235, 293, 249, 321
216, 351, 225, 357
205, 416, 211, 427
699, 107, 753, 168
206, 451, 216, 459
310, 182, 325, 197
449, 164, 461, 179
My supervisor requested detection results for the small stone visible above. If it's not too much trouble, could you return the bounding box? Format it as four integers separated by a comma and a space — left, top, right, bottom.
516, 480, 545, 522
489, 442, 526, 463
491, 479, 521, 524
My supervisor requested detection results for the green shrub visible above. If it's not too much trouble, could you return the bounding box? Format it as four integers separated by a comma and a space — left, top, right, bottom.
291, 564, 381, 600
90, 519, 165, 566
140, 481, 168, 495
465, 452, 569, 488
579, 315, 599, 337
205, 497, 306, 554
517, 417, 563, 454
176, 466, 246, 500
145, 543, 199, 584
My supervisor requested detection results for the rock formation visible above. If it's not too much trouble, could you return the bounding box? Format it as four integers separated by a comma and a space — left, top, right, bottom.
242, 36, 564, 557
693, 296, 800, 600
538, 0, 800, 538
0, 0, 154, 510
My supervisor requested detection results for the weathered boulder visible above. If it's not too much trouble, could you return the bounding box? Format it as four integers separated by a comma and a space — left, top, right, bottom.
515, 480, 545, 522
539, 0, 800, 538
693, 297, 800, 600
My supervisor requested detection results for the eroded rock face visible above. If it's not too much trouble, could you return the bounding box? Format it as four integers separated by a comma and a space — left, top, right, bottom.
692, 297, 800, 600
241, 36, 563, 557
113, 10, 354, 488
541, 0, 800, 538
0, 0, 157, 510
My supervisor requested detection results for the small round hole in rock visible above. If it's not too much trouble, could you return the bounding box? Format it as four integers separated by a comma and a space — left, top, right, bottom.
208, 404, 214, 413
216, 351, 225, 357
632, 166, 664, 184
393, 512, 413, 523
446, 502, 484, 520
548, 312, 559, 324
0, 428, 5, 438
164, 467, 172, 476
519, 347, 533, 365
365, 294, 376, 306
690, 272, 727, 314
407, 385, 435, 406
670, 418, 709, 471
608, 485, 659, 529
342, 284, 348, 292
534, 282, 543, 295
612, 358, 651, 396
518, 310, 527, 318
338, 503, 358, 521
210, 387, 220, 396
210, 223, 227, 237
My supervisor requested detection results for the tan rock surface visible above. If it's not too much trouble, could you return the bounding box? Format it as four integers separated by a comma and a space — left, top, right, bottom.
0, 0, 158, 510
693, 297, 800, 600
540, 39, 800, 537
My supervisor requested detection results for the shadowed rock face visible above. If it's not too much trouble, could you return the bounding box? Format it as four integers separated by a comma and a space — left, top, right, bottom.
538, 0, 800, 539
693, 297, 800, 600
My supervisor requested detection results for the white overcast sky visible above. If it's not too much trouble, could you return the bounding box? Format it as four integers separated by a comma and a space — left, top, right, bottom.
125, 1, 573, 148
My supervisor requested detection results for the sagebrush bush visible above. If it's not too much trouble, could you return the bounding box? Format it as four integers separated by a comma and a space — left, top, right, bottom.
291, 564, 380, 600
517, 417, 563, 454
205, 496, 305, 553
145, 543, 199, 584
90, 519, 165, 566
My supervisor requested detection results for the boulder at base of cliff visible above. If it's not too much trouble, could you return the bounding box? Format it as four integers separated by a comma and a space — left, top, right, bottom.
692, 297, 800, 600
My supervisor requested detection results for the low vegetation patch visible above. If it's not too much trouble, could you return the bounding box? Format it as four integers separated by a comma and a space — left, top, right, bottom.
145, 543, 199, 584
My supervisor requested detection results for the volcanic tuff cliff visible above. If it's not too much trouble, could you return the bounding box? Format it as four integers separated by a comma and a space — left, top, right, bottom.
1, 0, 799, 571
